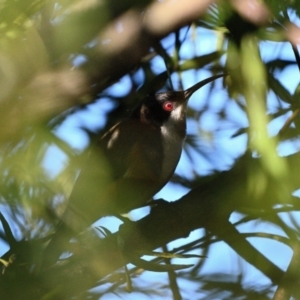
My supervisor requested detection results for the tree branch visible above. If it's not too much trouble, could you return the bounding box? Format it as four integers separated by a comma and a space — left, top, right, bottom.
38, 152, 300, 298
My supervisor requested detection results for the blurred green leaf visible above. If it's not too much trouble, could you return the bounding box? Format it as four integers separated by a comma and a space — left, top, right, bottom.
241, 35, 287, 180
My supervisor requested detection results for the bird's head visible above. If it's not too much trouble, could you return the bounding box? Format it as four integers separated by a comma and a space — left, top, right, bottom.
134, 74, 225, 128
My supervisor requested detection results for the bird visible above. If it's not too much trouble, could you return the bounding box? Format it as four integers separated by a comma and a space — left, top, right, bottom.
44, 74, 224, 265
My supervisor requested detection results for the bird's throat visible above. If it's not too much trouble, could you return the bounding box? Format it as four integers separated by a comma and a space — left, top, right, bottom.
160, 116, 186, 181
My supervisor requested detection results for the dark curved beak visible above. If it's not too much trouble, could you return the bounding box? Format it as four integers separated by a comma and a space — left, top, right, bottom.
184, 73, 226, 100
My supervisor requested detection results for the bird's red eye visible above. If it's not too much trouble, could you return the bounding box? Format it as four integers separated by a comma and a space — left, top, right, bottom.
163, 102, 174, 111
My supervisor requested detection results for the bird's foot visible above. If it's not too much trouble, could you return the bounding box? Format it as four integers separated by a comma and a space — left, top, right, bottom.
148, 198, 171, 209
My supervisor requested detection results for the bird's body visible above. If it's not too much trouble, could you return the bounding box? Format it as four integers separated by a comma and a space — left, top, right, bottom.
45, 74, 224, 265
61, 92, 188, 232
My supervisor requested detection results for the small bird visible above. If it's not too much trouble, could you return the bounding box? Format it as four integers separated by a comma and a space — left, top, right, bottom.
44, 74, 224, 264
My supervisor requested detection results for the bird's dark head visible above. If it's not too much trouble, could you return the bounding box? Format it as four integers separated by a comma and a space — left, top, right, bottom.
136, 91, 187, 127
133, 74, 225, 128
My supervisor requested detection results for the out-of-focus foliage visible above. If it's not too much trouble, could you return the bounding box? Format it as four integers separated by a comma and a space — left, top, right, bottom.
0, 0, 300, 299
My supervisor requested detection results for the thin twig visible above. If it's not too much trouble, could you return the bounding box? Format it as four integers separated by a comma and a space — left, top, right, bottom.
278, 108, 300, 136
163, 245, 182, 300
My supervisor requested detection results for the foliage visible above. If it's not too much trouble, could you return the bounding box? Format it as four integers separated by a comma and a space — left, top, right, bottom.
0, 0, 300, 299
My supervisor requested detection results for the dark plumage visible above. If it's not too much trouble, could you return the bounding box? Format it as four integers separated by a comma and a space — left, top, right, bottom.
44, 74, 224, 266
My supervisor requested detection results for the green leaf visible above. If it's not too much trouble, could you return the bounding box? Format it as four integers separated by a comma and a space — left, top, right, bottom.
241, 35, 287, 180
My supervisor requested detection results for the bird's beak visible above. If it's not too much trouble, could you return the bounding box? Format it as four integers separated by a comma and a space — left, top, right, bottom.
184, 73, 226, 100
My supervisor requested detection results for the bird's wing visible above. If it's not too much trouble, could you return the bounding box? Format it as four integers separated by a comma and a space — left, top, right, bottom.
61, 119, 165, 227
100, 119, 164, 182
